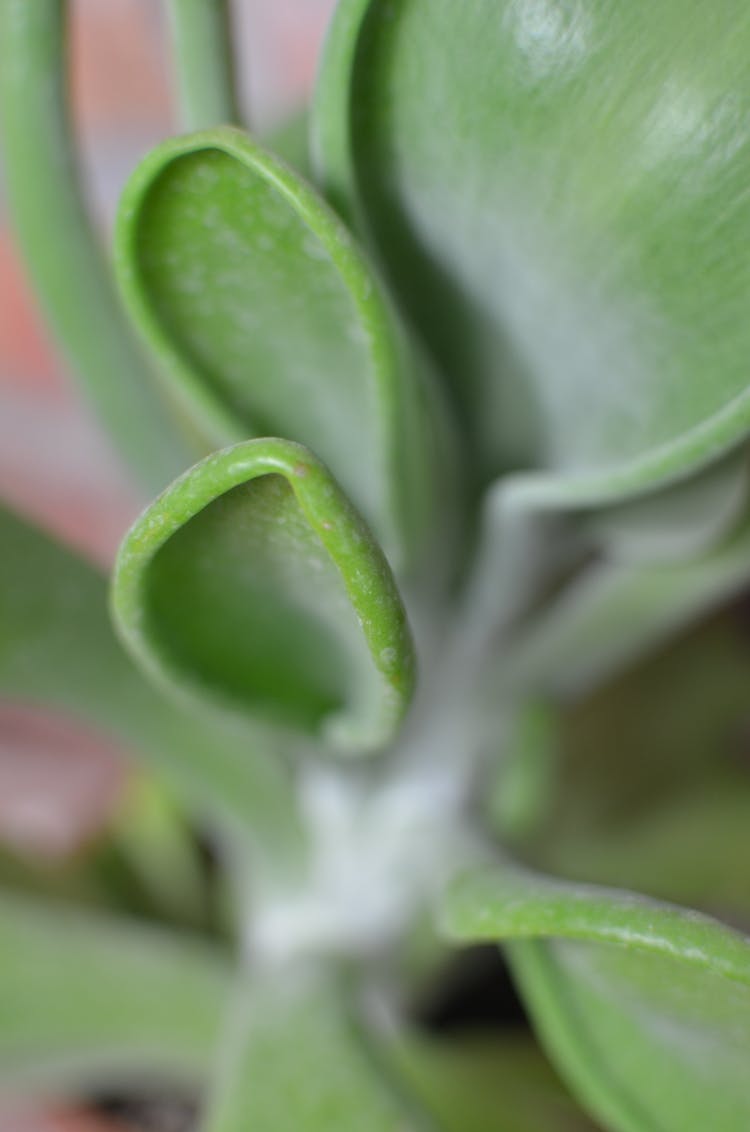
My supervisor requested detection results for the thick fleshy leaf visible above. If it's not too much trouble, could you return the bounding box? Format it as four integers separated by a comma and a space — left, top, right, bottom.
315, 0, 750, 504
202, 970, 430, 1132
442, 859, 750, 1132
115, 125, 447, 568
0, 890, 229, 1091
111, 438, 415, 754
0, 503, 303, 856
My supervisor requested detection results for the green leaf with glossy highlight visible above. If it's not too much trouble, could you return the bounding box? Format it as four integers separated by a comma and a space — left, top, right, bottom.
315, 0, 750, 506
111, 438, 415, 754
442, 858, 750, 1132
115, 125, 447, 569
0, 890, 229, 1092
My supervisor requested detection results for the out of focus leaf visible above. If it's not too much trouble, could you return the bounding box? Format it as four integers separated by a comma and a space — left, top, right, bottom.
202, 970, 429, 1132
507, 503, 750, 699
518, 613, 750, 918
392, 1032, 600, 1132
581, 452, 748, 564
165, 0, 240, 131
0, 891, 229, 1091
0, 1, 193, 491
0, 503, 302, 856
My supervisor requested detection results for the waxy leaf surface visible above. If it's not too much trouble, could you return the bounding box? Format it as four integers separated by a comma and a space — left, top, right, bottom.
443, 859, 750, 1132
116, 126, 445, 568
316, 0, 750, 504
111, 439, 415, 754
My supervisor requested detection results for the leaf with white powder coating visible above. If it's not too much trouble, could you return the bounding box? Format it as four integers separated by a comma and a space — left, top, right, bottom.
315, 0, 750, 508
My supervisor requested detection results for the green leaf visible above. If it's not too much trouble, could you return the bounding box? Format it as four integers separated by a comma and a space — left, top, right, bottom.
111, 438, 415, 754
0, 889, 229, 1092
442, 859, 750, 1132
165, 0, 240, 130
0, 0, 193, 492
202, 969, 430, 1132
264, 110, 313, 179
115, 125, 449, 569
110, 776, 211, 929
487, 701, 560, 845
581, 450, 748, 565
542, 783, 750, 924
506, 500, 750, 700
315, 0, 750, 504
392, 1032, 600, 1132
0, 503, 303, 857
515, 613, 750, 918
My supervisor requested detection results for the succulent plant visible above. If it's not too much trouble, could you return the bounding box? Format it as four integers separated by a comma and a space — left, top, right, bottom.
1, 2, 750, 1130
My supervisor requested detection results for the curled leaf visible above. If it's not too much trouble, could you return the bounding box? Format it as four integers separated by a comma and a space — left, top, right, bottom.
315, 0, 750, 504
115, 126, 447, 569
111, 438, 415, 754
443, 858, 750, 1132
